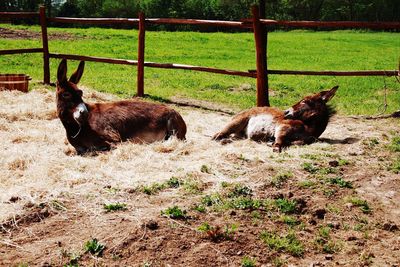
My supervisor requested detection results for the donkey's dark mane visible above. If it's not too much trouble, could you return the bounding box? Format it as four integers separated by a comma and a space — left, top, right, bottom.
326, 104, 337, 121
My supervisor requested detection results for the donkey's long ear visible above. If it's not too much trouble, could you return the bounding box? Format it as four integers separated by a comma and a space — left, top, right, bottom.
57, 59, 68, 84
69, 61, 85, 84
321, 85, 339, 102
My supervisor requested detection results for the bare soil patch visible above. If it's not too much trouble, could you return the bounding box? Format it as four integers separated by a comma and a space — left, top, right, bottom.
0, 27, 77, 40
0, 88, 399, 266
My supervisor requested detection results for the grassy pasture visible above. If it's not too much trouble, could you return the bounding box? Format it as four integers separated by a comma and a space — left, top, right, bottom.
0, 24, 399, 114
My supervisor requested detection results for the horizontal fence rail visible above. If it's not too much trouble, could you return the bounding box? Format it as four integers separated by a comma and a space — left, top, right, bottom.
249, 69, 400, 76
0, 11, 39, 19
0, 48, 43, 55
146, 18, 251, 28
48, 17, 140, 25
1, 5, 399, 106
49, 53, 257, 78
259, 19, 400, 29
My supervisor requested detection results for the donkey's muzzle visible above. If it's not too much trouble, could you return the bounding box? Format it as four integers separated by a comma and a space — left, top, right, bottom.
73, 103, 89, 125
283, 108, 294, 119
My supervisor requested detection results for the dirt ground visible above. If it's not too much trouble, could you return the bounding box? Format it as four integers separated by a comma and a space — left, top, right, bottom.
0, 27, 77, 40
0, 88, 399, 267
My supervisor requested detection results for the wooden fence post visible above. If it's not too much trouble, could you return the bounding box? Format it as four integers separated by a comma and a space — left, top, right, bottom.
39, 6, 50, 84
136, 12, 145, 97
252, 5, 269, 107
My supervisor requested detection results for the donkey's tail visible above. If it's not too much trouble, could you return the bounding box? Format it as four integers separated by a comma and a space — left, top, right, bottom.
166, 110, 187, 140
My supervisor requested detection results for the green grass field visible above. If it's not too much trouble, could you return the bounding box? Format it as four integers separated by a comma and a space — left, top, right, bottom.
0, 24, 399, 114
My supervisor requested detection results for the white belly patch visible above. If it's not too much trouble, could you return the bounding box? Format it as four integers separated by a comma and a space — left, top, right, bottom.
246, 114, 276, 140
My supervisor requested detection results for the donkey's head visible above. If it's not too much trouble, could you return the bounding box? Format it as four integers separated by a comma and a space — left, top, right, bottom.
56, 59, 88, 124
284, 86, 338, 122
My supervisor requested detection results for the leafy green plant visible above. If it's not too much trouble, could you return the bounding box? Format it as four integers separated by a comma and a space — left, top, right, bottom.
227, 184, 253, 198
302, 162, 319, 173
161, 206, 188, 219
329, 177, 353, 188
182, 176, 203, 195
281, 215, 300, 226
388, 136, 400, 152
103, 202, 127, 212
272, 257, 287, 267
338, 158, 350, 166
141, 183, 166, 195
389, 158, 400, 174
200, 164, 211, 174
274, 198, 298, 214
84, 238, 105, 256
193, 204, 206, 213
167, 177, 181, 188
228, 197, 261, 210
140, 177, 182, 195
363, 138, 379, 148
298, 180, 316, 188
241, 256, 257, 267
348, 197, 372, 214
201, 193, 223, 207
260, 231, 304, 256
271, 172, 293, 188
198, 222, 238, 241
197, 222, 212, 232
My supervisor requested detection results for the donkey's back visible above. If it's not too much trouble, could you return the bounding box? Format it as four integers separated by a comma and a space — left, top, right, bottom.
87, 100, 186, 143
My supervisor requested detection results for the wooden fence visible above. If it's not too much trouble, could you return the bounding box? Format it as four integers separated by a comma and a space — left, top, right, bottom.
1, 5, 399, 107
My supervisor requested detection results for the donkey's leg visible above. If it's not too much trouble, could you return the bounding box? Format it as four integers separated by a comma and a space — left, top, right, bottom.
212, 116, 249, 141
273, 121, 308, 152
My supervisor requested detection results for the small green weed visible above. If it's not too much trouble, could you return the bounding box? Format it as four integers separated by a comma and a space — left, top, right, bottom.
200, 164, 211, 174
167, 177, 181, 188
271, 172, 293, 188
319, 226, 331, 239
323, 188, 337, 197
241, 256, 256, 267
61, 249, 80, 266
201, 193, 223, 206
281, 215, 300, 226
272, 257, 287, 267
338, 158, 350, 166
103, 202, 127, 212
348, 197, 372, 214
192, 204, 206, 213
329, 177, 353, 188
182, 175, 203, 195
221, 181, 230, 188
227, 184, 253, 198
84, 238, 105, 256
389, 158, 400, 174
251, 210, 262, 220
297, 180, 316, 188
315, 226, 341, 253
302, 162, 319, 173
51, 199, 67, 211
161, 206, 188, 219
388, 136, 400, 152
228, 197, 261, 210
260, 231, 304, 256
319, 167, 337, 175
140, 177, 182, 195
363, 138, 379, 148
274, 198, 298, 214
141, 183, 166, 195
198, 222, 238, 241
300, 153, 320, 160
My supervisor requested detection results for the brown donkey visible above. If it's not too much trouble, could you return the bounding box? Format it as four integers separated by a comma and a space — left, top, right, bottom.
56, 59, 186, 154
213, 86, 338, 152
